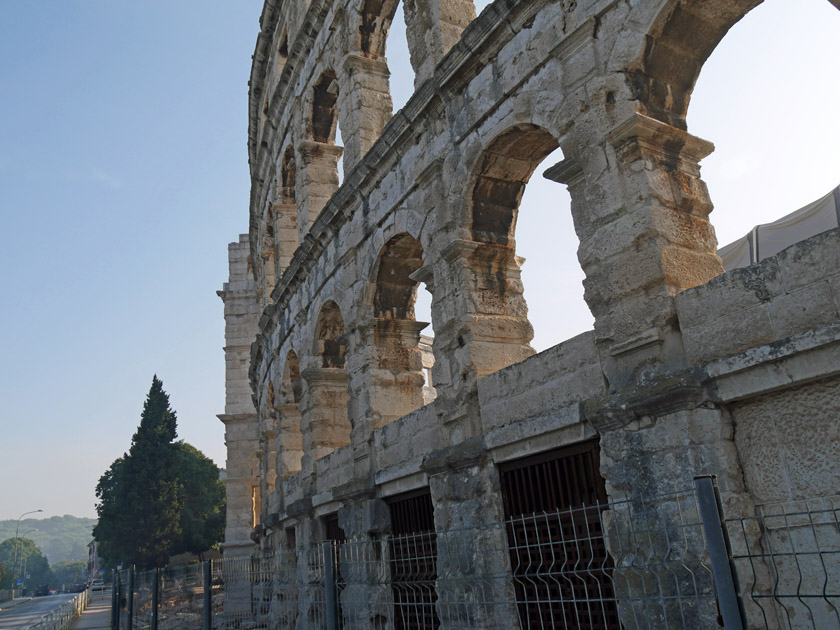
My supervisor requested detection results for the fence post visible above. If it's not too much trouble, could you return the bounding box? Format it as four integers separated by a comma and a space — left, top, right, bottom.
694, 475, 746, 630
324, 542, 339, 630
126, 567, 134, 630
150, 569, 159, 630
112, 573, 120, 630
203, 560, 212, 630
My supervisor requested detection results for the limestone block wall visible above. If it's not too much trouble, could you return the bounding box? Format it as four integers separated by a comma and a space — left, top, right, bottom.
676, 228, 840, 365
219, 0, 840, 613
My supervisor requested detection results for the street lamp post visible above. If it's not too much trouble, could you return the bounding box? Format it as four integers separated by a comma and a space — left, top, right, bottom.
12, 509, 43, 599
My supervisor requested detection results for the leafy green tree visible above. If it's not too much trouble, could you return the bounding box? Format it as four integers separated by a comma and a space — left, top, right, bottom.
53, 561, 87, 588
94, 376, 225, 569
0, 538, 55, 590
171, 443, 226, 557
0, 560, 9, 590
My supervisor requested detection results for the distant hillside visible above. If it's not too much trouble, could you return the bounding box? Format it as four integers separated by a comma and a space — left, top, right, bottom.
0, 515, 96, 565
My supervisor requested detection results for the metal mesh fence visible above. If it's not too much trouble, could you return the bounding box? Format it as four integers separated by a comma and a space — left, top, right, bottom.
111, 482, 840, 630
726, 495, 840, 629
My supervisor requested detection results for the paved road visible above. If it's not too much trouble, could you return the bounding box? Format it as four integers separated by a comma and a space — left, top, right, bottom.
0, 593, 80, 630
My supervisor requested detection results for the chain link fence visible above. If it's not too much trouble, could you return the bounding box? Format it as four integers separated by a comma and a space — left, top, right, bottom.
112, 477, 840, 630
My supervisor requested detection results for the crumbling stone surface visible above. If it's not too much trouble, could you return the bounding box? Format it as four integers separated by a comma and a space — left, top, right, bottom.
218, 0, 840, 624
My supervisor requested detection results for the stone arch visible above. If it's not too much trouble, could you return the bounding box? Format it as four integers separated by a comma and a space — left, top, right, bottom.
281, 145, 297, 204
470, 125, 560, 246
273, 144, 299, 270
280, 349, 303, 404
312, 70, 340, 144
299, 300, 352, 467
365, 233, 432, 427
314, 300, 348, 368
356, 0, 401, 58
620, 0, 820, 130
447, 124, 563, 378
297, 72, 343, 240
274, 349, 303, 480
257, 378, 278, 524
262, 203, 276, 298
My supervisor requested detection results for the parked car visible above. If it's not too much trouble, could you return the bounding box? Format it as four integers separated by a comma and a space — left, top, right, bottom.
91, 579, 107, 591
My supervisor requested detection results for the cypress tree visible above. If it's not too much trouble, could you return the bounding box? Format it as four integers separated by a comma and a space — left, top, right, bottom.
94, 376, 184, 569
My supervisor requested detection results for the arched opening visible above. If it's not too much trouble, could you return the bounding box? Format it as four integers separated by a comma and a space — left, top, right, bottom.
315, 301, 347, 368
312, 70, 339, 144
686, 0, 840, 257
281, 145, 296, 203
259, 381, 278, 520
261, 204, 276, 302
297, 71, 343, 239
465, 124, 586, 374
361, 0, 414, 113
367, 234, 433, 427
275, 350, 303, 480
275, 145, 299, 270
300, 301, 352, 465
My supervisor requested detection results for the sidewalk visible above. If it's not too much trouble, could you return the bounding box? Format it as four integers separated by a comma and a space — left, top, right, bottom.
69, 592, 111, 630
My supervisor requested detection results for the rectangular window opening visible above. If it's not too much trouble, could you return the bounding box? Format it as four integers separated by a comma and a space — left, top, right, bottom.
386, 489, 440, 630
498, 441, 621, 630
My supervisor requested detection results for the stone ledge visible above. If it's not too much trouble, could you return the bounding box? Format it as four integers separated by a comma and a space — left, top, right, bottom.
706, 321, 840, 403
421, 437, 487, 475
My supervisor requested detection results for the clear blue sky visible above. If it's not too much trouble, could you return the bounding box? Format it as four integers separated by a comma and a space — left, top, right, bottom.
1, 0, 838, 522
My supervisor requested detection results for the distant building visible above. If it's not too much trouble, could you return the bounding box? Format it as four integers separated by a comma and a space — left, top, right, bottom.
86, 540, 101, 581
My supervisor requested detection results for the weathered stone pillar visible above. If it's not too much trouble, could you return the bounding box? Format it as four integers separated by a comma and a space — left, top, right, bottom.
335, 499, 393, 630
299, 366, 352, 473
274, 402, 304, 482
218, 235, 261, 557
218, 413, 261, 555
402, 0, 476, 86
423, 446, 520, 630
271, 201, 298, 272
296, 140, 343, 242
338, 53, 393, 174
347, 318, 428, 477
551, 112, 722, 389
432, 239, 534, 416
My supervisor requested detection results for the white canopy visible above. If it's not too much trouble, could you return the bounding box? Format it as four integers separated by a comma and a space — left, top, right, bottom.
717, 184, 840, 271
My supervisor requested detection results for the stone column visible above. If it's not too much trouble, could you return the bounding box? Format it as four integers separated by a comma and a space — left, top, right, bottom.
402, 0, 476, 86
299, 367, 352, 474
296, 140, 343, 242
551, 112, 722, 389
338, 53, 393, 174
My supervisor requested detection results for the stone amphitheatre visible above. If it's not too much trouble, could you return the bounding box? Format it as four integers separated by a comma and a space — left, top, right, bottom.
217, 0, 840, 627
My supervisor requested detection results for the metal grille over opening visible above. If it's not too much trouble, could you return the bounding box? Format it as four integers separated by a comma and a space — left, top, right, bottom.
499, 441, 621, 630
386, 489, 440, 630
